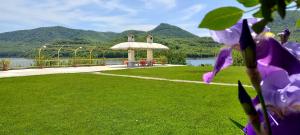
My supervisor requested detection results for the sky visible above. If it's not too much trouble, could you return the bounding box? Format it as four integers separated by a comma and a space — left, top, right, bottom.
0, 0, 252, 36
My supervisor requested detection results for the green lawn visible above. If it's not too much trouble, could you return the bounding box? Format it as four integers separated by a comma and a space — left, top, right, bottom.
104, 66, 251, 85
0, 66, 254, 134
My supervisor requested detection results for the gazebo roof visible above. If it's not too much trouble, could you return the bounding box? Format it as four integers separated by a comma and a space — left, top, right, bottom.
111, 42, 169, 50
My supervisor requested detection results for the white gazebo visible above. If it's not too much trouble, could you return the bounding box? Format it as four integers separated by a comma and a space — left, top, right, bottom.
111, 34, 169, 67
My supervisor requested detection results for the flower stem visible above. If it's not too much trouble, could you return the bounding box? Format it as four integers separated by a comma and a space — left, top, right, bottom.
247, 68, 272, 135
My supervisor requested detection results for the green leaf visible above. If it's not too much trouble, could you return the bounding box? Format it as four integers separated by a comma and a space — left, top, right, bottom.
297, 0, 300, 7
276, 0, 286, 19
260, 0, 276, 21
253, 9, 263, 18
296, 19, 300, 28
252, 19, 269, 34
237, 0, 259, 7
199, 7, 244, 30
229, 118, 245, 133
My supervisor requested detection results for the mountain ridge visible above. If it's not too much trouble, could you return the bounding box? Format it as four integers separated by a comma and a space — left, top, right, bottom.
0, 23, 199, 44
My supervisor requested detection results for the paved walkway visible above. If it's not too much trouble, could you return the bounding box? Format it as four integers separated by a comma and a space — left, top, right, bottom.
94, 72, 253, 88
0, 65, 252, 88
0, 64, 182, 78
0, 65, 124, 78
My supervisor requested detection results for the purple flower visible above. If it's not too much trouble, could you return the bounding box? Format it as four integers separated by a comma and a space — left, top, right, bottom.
204, 18, 270, 84
244, 112, 300, 135
203, 47, 232, 83
210, 18, 269, 46
204, 18, 300, 134
239, 23, 300, 135
256, 38, 300, 76
283, 42, 300, 59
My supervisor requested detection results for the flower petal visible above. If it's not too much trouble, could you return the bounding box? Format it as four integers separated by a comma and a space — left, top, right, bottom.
283, 42, 300, 59
257, 38, 300, 76
202, 47, 232, 83
210, 18, 269, 46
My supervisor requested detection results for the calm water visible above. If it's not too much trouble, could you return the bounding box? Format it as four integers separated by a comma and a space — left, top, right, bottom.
0, 57, 215, 68
0, 58, 34, 68
186, 57, 215, 66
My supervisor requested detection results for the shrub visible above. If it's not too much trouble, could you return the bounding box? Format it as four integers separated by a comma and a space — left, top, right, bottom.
160, 56, 167, 65
232, 50, 244, 66
165, 50, 186, 65
1, 59, 10, 71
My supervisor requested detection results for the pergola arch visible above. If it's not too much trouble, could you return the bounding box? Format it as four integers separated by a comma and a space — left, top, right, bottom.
110, 34, 169, 67
35, 44, 109, 67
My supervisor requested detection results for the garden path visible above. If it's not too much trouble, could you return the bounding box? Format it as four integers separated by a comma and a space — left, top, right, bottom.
94, 72, 253, 88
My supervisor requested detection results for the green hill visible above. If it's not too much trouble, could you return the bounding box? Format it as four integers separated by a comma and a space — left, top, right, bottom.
0, 23, 218, 58
0, 26, 119, 43
268, 11, 300, 41
150, 23, 198, 38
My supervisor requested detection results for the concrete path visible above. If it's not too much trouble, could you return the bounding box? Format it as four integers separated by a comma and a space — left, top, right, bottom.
0, 65, 126, 78
94, 72, 253, 88
0, 64, 252, 88
0, 64, 182, 78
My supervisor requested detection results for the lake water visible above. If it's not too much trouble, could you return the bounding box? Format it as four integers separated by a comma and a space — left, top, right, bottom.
0, 57, 215, 68
186, 58, 215, 66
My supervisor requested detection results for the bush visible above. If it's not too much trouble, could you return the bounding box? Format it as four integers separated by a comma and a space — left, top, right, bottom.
1, 59, 10, 71
165, 50, 186, 65
232, 50, 244, 66
160, 56, 167, 65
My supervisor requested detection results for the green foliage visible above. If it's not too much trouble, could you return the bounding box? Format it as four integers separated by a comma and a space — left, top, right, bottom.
237, 0, 259, 7
164, 50, 187, 65
159, 55, 167, 65
252, 19, 269, 33
232, 50, 244, 66
199, 7, 244, 30
296, 18, 300, 28
199, 0, 299, 34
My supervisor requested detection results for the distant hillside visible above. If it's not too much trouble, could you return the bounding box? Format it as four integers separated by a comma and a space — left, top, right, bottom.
0, 23, 218, 58
0, 26, 119, 43
268, 11, 300, 41
150, 23, 198, 38
0, 23, 198, 45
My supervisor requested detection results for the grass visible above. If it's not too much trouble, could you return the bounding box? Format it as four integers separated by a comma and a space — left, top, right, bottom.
0, 66, 254, 134
103, 66, 251, 85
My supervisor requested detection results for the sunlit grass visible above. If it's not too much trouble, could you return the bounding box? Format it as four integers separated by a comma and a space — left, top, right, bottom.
0, 66, 254, 134
103, 66, 251, 85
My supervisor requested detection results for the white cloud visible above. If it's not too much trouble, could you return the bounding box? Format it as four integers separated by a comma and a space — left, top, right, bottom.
141, 0, 176, 9
0, 0, 142, 32
181, 4, 205, 21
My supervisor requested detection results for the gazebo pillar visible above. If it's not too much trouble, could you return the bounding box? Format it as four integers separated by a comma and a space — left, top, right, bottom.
128, 49, 135, 67
147, 49, 153, 61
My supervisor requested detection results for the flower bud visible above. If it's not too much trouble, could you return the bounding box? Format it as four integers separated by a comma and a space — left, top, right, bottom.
239, 19, 257, 69
238, 81, 261, 133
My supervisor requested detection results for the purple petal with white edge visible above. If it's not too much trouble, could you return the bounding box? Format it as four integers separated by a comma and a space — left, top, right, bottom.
202, 47, 232, 83
210, 18, 269, 46
260, 66, 300, 112
256, 37, 300, 76
243, 96, 300, 135
283, 42, 300, 59
244, 113, 300, 135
